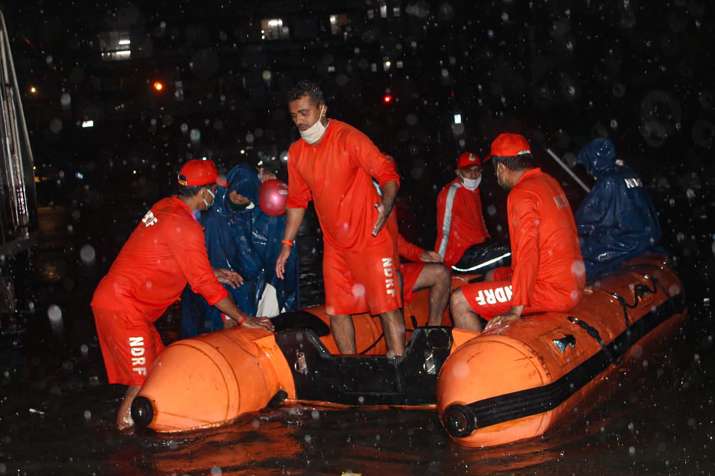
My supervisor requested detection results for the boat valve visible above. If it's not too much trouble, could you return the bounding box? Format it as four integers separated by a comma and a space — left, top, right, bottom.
443, 404, 477, 438
131, 396, 155, 429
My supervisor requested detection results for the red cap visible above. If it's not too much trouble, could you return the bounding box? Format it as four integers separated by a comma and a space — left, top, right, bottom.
178, 159, 227, 187
490, 133, 532, 158
456, 151, 481, 169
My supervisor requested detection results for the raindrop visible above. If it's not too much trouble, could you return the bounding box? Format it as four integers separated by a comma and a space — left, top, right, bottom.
351, 284, 365, 298
311, 410, 320, 420
83, 410, 92, 420
628, 446, 636, 456
246, 132, 255, 144
49, 118, 63, 134
46, 55, 53, 65
80, 344, 89, 356
80, 244, 96, 264
60, 93, 72, 108
47, 305, 62, 323
210, 467, 222, 476
189, 129, 201, 143
180, 123, 189, 134
262, 70, 272, 81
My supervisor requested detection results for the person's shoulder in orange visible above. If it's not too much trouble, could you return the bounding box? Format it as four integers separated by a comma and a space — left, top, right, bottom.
151, 196, 202, 231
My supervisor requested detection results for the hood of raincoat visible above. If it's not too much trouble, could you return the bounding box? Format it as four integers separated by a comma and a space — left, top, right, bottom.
575, 138, 617, 178
226, 163, 260, 204
208, 163, 260, 219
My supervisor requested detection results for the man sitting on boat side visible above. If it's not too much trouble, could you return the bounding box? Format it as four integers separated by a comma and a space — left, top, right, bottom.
434, 151, 491, 269
450, 133, 586, 332
397, 231, 451, 326
574, 138, 662, 282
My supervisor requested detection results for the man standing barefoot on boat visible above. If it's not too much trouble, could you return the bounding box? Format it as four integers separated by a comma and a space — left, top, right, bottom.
275, 80, 405, 356
450, 133, 586, 332
91, 159, 273, 431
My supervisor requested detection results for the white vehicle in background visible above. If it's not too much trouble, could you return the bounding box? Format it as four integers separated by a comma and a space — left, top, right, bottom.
0, 10, 38, 353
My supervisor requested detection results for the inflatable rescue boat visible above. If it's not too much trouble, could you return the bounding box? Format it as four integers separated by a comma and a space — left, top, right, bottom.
131, 254, 686, 447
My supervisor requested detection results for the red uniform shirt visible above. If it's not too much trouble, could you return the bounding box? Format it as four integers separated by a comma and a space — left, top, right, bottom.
435, 178, 490, 267
286, 119, 401, 250
507, 168, 585, 308
397, 233, 424, 262
91, 196, 227, 321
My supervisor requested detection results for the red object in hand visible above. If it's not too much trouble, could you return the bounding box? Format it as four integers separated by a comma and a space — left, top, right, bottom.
259, 179, 289, 216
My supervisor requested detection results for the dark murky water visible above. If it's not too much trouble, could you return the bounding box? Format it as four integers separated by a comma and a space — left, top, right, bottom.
2, 206, 714, 476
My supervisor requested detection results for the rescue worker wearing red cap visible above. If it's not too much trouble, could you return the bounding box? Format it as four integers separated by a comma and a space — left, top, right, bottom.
275, 80, 405, 356
435, 151, 490, 268
450, 133, 585, 331
91, 159, 273, 431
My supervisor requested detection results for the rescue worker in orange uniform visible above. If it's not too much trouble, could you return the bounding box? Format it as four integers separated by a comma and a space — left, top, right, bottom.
435, 151, 490, 268
398, 233, 451, 326
275, 80, 405, 356
91, 159, 273, 431
450, 133, 586, 331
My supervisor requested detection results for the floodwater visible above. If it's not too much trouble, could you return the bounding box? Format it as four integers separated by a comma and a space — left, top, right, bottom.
1, 207, 714, 475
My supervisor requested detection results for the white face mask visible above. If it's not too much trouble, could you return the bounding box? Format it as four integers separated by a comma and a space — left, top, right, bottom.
299, 108, 328, 144
461, 176, 482, 191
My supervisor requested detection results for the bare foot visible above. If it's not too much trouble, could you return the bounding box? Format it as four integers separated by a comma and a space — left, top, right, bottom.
116, 385, 141, 431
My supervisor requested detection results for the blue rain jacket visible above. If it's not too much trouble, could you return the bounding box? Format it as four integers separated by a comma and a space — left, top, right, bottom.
180, 164, 298, 337
575, 138, 662, 281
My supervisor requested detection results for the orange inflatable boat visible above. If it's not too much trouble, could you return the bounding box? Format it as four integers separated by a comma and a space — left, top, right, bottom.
131, 254, 686, 448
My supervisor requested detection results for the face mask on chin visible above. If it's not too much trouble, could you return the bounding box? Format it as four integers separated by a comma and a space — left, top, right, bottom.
461, 175, 482, 191
299, 108, 328, 144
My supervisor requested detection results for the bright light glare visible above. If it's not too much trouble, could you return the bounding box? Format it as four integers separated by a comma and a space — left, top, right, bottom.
453, 113, 462, 125
81, 120, 94, 128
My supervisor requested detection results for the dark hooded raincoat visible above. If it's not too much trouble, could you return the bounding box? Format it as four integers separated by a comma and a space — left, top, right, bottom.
575, 138, 662, 281
180, 163, 298, 337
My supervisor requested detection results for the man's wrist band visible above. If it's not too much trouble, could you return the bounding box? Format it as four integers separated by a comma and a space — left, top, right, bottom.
281, 239, 294, 247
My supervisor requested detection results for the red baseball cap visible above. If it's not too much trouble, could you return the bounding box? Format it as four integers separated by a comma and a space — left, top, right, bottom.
490, 133, 532, 158
178, 159, 227, 187
456, 151, 482, 169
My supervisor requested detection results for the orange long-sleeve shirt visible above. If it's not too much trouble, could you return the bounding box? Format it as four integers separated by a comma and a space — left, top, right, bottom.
91, 196, 228, 320
286, 119, 400, 250
435, 178, 490, 267
397, 233, 425, 262
507, 168, 585, 309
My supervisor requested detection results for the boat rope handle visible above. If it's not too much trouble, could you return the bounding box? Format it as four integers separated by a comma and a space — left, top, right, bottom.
567, 316, 615, 363
608, 275, 659, 327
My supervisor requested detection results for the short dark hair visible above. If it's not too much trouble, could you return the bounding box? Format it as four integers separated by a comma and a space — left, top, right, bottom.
491, 154, 534, 171
287, 80, 325, 105
177, 184, 207, 199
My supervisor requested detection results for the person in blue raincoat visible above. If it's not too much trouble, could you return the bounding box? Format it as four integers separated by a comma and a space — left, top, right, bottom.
575, 138, 662, 282
181, 163, 299, 337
